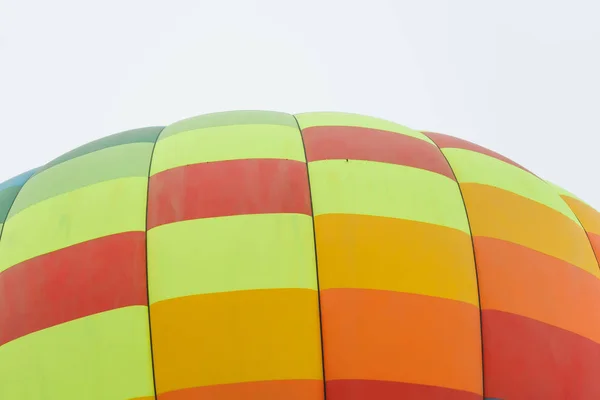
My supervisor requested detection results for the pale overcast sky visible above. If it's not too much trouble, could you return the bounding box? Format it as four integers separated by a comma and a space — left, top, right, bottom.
1, 0, 598, 207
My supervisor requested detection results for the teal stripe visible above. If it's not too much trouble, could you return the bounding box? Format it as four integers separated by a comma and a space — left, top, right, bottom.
0, 187, 20, 224
0, 170, 37, 223
0, 169, 37, 192
42, 126, 163, 170
159, 110, 297, 140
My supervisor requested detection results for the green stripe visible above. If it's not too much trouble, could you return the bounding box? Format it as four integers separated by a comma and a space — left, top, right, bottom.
159, 110, 297, 140
308, 159, 469, 234
42, 126, 163, 170
0, 186, 20, 224
9, 143, 154, 218
0, 306, 155, 399
148, 214, 318, 304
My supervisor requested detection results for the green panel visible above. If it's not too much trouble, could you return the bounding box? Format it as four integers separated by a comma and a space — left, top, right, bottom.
42, 126, 163, 170
148, 213, 318, 304
308, 159, 469, 234
0, 186, 20, 224
150, 124, 306, 175
0, 177, 148, 272
10, 143, 154, 218
159, 110, 297, 140
0, 307, 155, 399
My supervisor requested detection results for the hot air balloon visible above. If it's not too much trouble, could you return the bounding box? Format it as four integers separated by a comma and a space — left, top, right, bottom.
0, 111, 599, 400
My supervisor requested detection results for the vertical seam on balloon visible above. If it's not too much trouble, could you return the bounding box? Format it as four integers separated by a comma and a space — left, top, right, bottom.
144, 128, 165, 400
423, 133, 486, 398
546, 182, 600, 274
293, 115, 328, 399
0, 168, 39, 264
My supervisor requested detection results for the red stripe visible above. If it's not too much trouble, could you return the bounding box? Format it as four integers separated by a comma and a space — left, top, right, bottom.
326, 380, 480, 400
158, 380, 323, 399
0, 232, 148, 345
148, 158, 311, 229
423, 131, 533, 174
483, 309, 600, 399
302, 126, 455, 179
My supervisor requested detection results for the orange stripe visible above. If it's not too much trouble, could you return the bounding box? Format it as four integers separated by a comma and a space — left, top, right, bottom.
461, 183, 598, 275
561, 195, 600, 235
475, 237, 600, 343
320, 288, 482, 395
150, 289, 323, 394
589, 232, 600, 258
158, 380, 324, 400
314, 214, 478, 305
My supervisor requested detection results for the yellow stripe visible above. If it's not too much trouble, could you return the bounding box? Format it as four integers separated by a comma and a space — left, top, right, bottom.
444, 148, 579, 224
148, 213, 318, 304
308, 160, 470, 234
462, 183, 599, 276
0, 306, 154, 400
0, 177, 147, 272
150, 124, 306, 175
151, 289, 322, 393
561, 196, 600, 236
295, 112, 433, 144
315, 214, 479, 306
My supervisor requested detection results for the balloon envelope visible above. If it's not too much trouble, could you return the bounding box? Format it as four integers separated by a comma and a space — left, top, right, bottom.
0, 110, 599, 400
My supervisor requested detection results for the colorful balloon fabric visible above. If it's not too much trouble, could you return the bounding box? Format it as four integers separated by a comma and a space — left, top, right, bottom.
0, 111, 599, 400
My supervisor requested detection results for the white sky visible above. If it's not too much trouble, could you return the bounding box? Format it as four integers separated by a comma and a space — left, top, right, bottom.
1, 0, 599, 207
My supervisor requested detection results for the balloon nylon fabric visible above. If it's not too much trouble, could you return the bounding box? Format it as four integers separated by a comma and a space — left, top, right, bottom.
0, 111, 599, 400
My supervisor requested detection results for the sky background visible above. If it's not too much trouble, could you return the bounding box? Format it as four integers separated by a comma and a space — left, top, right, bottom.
1, 0, 599, 207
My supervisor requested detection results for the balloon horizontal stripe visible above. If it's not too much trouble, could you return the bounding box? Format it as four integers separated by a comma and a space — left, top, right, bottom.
147, 213, 317, 303
158, 110, 298, 141
461, 183, 598, 275
150, 289, 323, 394
302, 125, 455, 179
9, 142, 154, 218
326, 380, 482, 400
319, 288, 482, 395
41, 127, 163, 171
0, 306, 154, 399
307, 160, 470, 233
296, 112, 432, 143
147, 158, 312, 229
0, 177, 148, 272
444, 147, 579, 223
0, 232, 148, 346
150, 124, 307, 175
482, 310, 600, 399
314, 213, 478, 305
156, 380, 324, 400
561, 195, 600, 235
475, 237, 600, 344
424, 130, 532, 173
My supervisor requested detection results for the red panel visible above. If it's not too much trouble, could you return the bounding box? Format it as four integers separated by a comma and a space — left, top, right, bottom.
327, 380, 481, 400
158, 380, 323, 399
483, 309, 600, 399
423, 131, 532, 174
302, 126, 455, 179
148, 158, 311, 229
0, 232, 148, 346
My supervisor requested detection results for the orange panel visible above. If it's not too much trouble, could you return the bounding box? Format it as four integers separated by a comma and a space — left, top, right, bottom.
320, 288, 482, 395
